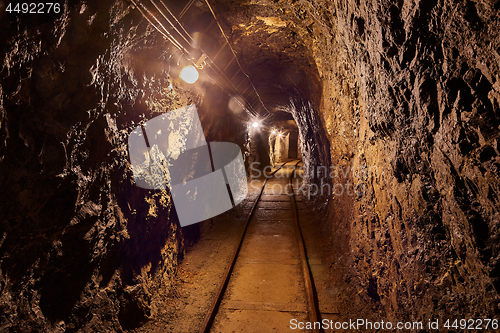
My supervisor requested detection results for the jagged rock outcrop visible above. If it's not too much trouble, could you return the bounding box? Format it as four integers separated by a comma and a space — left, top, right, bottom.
324, 0, 500, 321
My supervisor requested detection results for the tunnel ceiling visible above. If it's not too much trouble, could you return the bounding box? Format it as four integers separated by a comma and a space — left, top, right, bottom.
177, 0, 321, 118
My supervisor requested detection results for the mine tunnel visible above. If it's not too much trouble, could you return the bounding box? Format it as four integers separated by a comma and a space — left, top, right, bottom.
1, 0, 500, 331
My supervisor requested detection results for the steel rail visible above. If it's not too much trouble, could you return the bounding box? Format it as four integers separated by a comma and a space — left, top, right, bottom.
198, 161, 289, 333
289, 161, 323, 333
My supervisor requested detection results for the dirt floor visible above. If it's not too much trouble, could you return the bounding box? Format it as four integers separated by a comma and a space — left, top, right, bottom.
130, 166, 341, 333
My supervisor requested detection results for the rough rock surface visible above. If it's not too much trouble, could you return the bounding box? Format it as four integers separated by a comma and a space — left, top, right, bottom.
320, 0, 500, 322
0, 1, 243, 331
1, 0, 499, 331
216, 0, 500, 324
277, 0, 500, 323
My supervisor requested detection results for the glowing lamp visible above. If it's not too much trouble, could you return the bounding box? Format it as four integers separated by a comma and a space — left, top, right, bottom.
271, 130, 276, 134
252, 122, 259, 128
180, 65, 199, 84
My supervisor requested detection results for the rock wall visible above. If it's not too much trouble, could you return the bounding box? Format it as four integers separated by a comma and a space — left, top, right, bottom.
0, 1, 244, 330
280, 0, 500, 323
172, 0, 500, 321
272, 133, 289, 163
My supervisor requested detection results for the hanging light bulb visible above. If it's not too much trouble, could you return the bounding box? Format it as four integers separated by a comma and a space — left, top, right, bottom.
180, 65, 199, 84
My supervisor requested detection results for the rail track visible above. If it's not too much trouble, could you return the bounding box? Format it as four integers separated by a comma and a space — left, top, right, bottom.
199, 160, 322, 333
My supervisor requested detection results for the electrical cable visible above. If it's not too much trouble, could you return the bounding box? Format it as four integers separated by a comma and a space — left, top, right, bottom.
129, 0, 189, 54
178, 0, 195, 19
129, 0, 267, 120
150, 0, 194, 50
202, 0, 272, 117
157, 0, 196, 46
152, 0, 268, 118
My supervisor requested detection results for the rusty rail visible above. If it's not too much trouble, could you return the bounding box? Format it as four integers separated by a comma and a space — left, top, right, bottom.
198, 161, 289, 333
289, 160, 323, 333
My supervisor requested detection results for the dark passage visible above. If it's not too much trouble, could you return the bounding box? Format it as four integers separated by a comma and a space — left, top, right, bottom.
288, 131, 299, 159
0, 0, 499, 332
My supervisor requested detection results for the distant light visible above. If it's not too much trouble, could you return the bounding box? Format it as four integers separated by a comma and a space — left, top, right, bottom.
180, 65, 199, 84
252, 122, 259, 128
271, 130, 276, 134
278, 133, 282, 137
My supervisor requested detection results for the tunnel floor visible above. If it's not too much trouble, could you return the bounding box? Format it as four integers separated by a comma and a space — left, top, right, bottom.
131, 162, 340, 332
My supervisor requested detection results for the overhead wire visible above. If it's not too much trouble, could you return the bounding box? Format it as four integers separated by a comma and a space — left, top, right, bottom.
129, 0, 270, 120
156, 0, 262, 118
150, 0, 194, 50
178, 0, 195, 18
129, 0, 189, 54
202, 0, 273, 119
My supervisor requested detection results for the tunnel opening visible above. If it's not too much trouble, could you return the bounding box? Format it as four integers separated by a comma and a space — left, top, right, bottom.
267, 119, 301, 165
